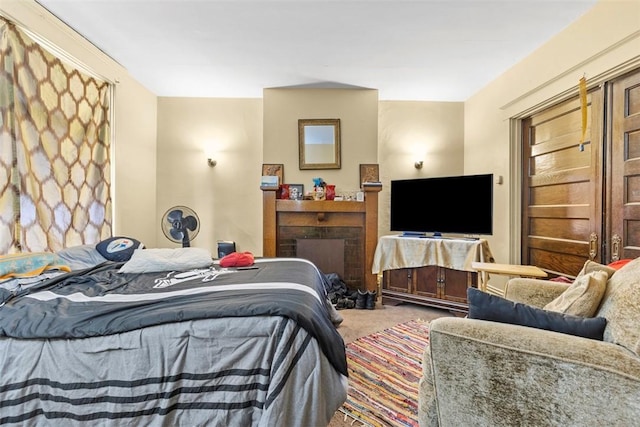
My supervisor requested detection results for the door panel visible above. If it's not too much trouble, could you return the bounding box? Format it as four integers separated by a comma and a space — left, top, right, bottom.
440, 268, 475, 303
522, 88, 604, 277
384, 269, 410, 293
413, 266, 439, 298
610, 70, 640, 261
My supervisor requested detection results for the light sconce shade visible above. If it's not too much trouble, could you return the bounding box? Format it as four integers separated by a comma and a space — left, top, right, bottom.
207, 158, 217, 167
414, 160, 423, 169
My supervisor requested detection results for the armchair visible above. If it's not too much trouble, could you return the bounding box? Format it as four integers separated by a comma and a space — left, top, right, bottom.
419, 259, 640, 426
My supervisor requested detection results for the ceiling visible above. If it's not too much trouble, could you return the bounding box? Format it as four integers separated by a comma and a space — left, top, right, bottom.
35, 0, 598, 101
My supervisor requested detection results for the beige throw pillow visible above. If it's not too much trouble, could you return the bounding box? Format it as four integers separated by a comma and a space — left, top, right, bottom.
577, 260, 617, 278
544, 269, 609, 317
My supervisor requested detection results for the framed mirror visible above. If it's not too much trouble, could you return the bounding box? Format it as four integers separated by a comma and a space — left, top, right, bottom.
298, 119, 341, 170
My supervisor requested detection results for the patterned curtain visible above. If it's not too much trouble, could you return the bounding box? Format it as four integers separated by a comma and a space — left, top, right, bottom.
0, 16, 112, 254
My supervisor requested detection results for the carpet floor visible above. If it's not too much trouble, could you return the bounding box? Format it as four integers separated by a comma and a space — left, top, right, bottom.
338, 319, 431, 427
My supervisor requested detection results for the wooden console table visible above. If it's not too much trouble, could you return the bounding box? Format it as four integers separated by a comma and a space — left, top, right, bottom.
262, 185, 382, 292
373, 235, 494, 314
471, 262, 548, 295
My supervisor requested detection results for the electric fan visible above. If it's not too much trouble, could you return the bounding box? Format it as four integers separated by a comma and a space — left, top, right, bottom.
161, 206, 200, 247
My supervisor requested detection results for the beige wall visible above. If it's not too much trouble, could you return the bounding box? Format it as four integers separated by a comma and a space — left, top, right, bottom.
0, 0, 159, 247
377, 101, 465, 237
263, 90, 466, 244
263, 88, 379, 196
112, 81, 157, 246
156, 98, 263, 253
465, 0, 640, 270
153, 90, 464, 255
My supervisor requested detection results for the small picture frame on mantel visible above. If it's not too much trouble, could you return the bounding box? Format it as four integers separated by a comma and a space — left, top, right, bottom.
262, 164, 284, 185
359, 164, 379, 185
288, 184, 304, 200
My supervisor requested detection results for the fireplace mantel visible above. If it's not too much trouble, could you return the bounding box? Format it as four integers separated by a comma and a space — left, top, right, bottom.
261, 186, 381, 292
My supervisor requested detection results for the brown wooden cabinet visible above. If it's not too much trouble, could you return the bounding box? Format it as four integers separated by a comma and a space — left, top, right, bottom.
373, 235, 492, 315
382, 266, 477, 315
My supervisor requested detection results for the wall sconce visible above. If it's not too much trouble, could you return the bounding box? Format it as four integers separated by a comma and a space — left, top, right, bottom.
414, 160, 423, 169
207, 158, 217, 167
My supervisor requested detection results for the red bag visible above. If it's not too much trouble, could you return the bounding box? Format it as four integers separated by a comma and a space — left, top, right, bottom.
220, 251, 255, 267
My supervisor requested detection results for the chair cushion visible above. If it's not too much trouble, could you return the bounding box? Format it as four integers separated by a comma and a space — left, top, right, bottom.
468, 288, 607, 340
596, 257, 640, 356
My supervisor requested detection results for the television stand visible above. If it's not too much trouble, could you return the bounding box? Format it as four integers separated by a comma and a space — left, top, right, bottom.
373, 235, 494, 315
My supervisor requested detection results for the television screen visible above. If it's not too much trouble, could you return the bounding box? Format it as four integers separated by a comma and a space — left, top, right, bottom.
390, 174, 493, 237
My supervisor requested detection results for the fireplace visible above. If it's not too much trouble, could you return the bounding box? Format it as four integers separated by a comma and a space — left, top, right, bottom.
261, 186, 381, 291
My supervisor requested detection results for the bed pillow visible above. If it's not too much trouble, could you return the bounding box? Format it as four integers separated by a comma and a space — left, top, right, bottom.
96, 237, 144, 262
467, 287, 607, 340
119, 247, 213, 273
57, 244, 108, 270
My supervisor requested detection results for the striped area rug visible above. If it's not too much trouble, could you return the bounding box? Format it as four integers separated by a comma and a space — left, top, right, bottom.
339, 319, 431, 427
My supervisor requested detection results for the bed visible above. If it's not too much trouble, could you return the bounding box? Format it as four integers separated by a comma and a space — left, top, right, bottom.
0, 243, 348, 426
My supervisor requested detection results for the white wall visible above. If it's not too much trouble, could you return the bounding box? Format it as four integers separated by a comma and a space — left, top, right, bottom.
465, 0, 640, 268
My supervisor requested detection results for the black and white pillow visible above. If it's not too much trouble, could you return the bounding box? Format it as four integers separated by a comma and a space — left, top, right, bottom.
96, 236, 144, 262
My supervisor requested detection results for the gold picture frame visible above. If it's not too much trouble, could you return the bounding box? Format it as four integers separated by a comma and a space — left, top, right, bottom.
298, 119, 341, 170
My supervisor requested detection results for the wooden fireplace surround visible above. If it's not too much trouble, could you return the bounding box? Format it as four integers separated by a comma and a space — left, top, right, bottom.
261, 185, 381, 292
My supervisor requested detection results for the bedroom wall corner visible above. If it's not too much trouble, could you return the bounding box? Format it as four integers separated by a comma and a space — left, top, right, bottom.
112, 81, 158, 247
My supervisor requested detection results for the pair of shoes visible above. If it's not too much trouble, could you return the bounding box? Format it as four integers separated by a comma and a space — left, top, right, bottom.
355, 290, 368, 309
355, 290, 377, 310
336, 297, 355, 310
366, 290, 376, 310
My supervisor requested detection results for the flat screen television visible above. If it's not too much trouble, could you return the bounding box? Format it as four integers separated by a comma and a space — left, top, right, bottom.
390, 173, 493, 237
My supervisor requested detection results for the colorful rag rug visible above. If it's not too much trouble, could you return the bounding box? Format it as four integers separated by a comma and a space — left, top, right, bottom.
340, 319, 430, 427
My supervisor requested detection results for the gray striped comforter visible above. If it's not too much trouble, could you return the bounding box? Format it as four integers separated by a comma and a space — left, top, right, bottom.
0, 258, 348, 426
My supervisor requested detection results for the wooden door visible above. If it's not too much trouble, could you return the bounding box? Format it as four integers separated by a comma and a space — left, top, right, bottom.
521, 88, 604, 277
609, 69, 640, 261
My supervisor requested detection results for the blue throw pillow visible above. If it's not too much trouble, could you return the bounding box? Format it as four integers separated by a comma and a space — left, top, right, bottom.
467, 287, 607, 340
96, 236, 144, 262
